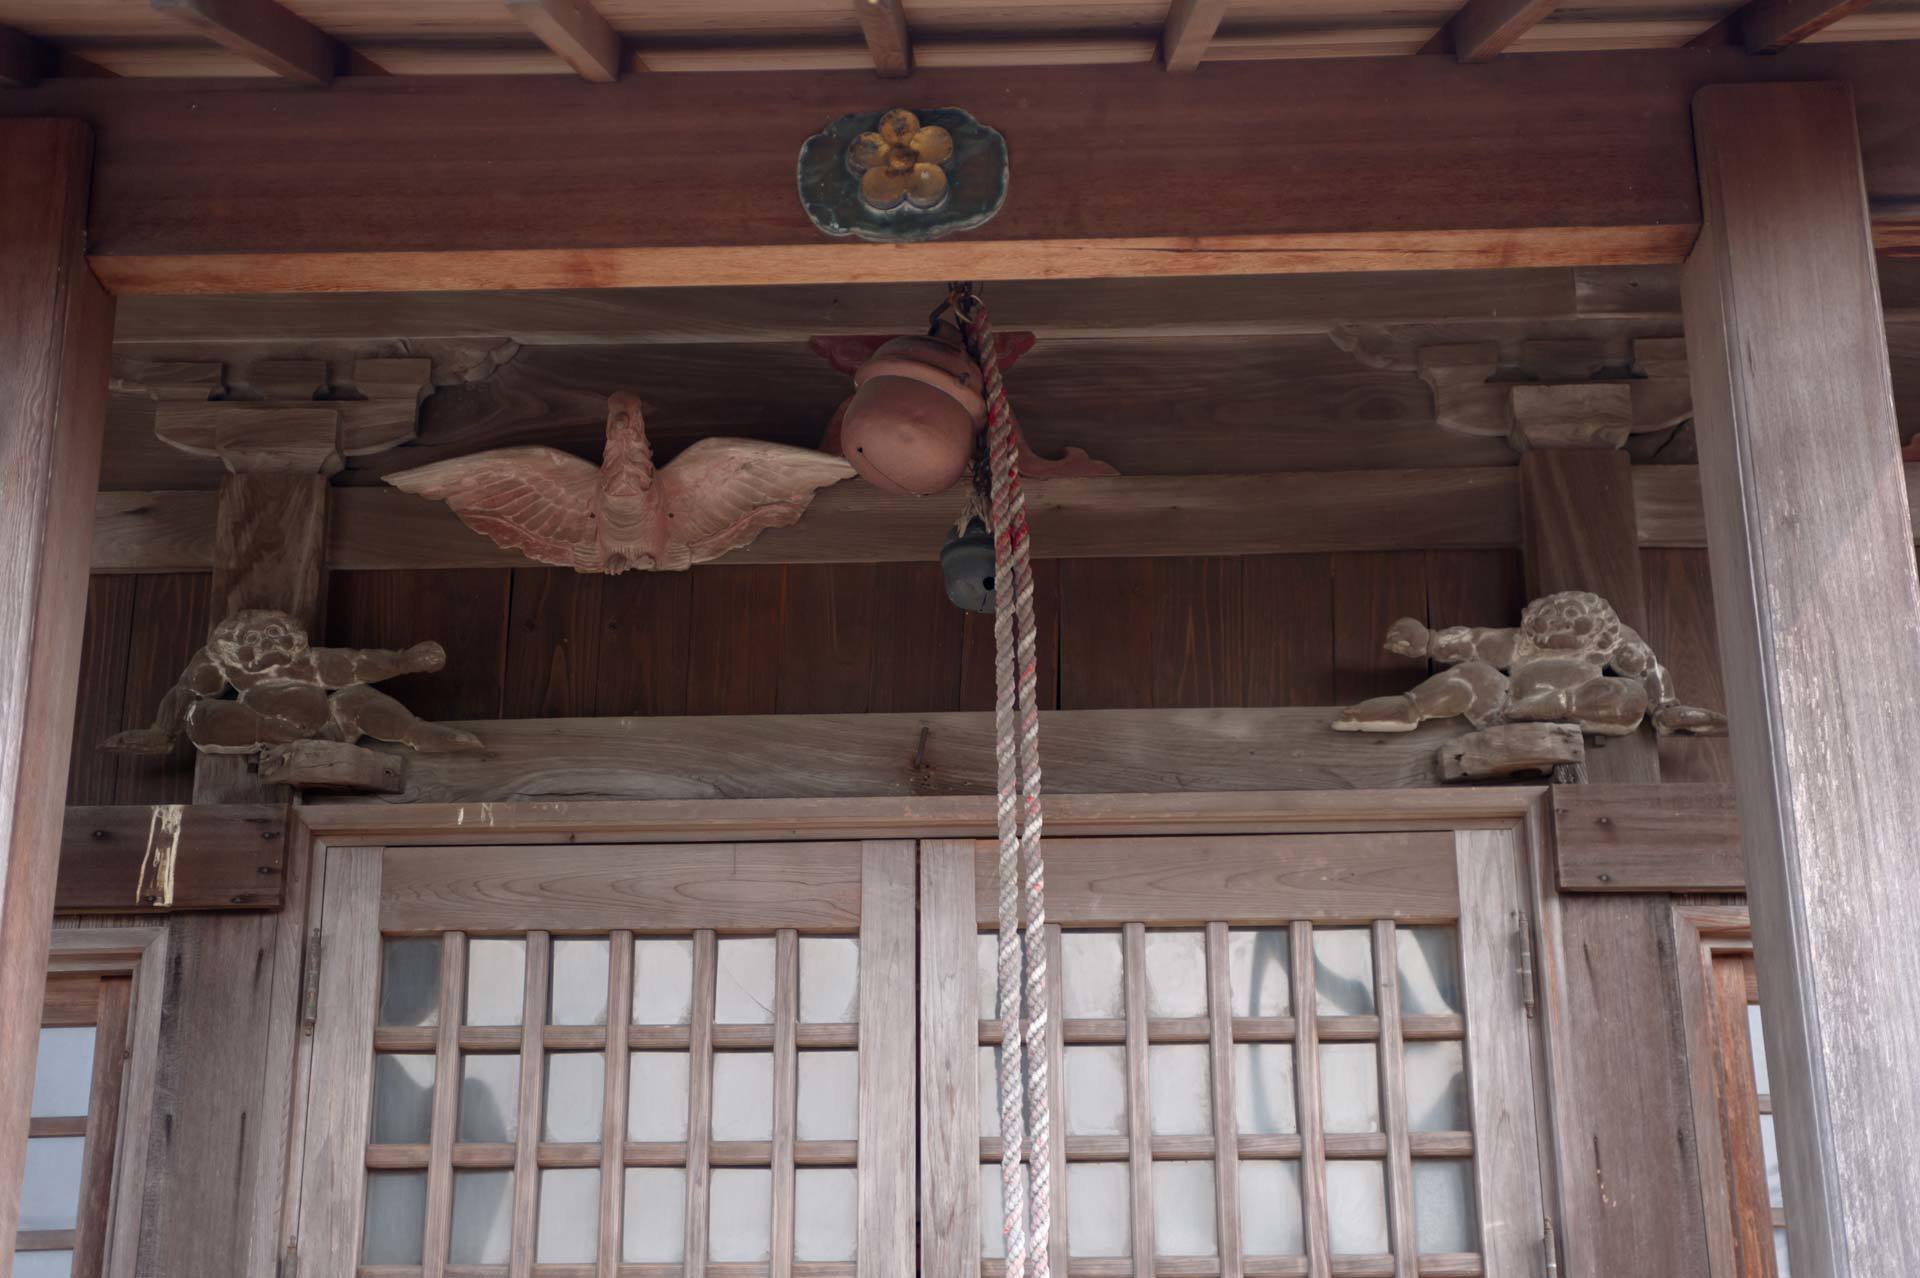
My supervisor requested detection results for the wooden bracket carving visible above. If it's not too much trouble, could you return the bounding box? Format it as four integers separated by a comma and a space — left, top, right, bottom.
259, 740, 407, 792
125, 356, 433, 474
1417, 336, 1691, 449
1440, 723, 1584, 781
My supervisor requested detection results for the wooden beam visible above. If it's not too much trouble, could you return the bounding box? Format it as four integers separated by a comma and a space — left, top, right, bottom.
149, 0, 341, 86
0, 119, 114, 1259
1734, 0, 1877, 52
852, 0, 911, 77
1683, 80, 1920, 1275
324, 707, 1473, 805
57, 804, 287, 912
0, 25, 51, 88
1445, 0, 1564, 61
0, 47, 1914, 290
505, 0, 624, 83
1160, 0, 1231, 72
1551, 782, 1742, 891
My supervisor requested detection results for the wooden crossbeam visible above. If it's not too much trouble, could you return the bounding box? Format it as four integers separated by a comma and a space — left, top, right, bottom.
1552, 782, 1742, 891
1161, 0, 1232, 71
0, 25, 52, 88
1445, 0, 1565, 60
506, 0, 624, 82
1731, 0, 1876, 51
853, 0, 911, 77
58, 804, 288, 912
149, 0, 342, 85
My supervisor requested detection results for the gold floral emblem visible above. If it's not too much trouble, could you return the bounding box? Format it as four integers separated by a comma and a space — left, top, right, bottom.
846, 108, 954, 212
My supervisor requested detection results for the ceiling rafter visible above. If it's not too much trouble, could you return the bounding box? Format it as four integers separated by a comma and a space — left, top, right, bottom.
1732, 0, 1877, 51
854, 0, 912, 78
1443, 0, 1566, 60
148, 0, 341, 86
1161, 0, 1231, 71
0, 25, 53, 87
505, 0, 626, 82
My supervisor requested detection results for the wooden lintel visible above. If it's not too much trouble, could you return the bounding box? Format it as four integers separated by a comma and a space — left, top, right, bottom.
1552, 782, 1742, 892
1733, 0, 1876, 52
852, 0, 911, 77
316, 707, 1472, 805
506, 0, 624, 83
1446, 0, 1565, 61
58, 803, 287, 912
148, 0, 342, 86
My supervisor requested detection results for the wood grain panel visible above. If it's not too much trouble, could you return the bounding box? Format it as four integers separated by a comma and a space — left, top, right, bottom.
778, 564, 877, 714
967, 833, 1457, 925
962, 558, 1059, 713
1060, 558, 1154, 710
593, 570, 692, 717
685, 564, 785, 715
1151, 557, 1246, 708
325, 567, 511, 721
379, 841, 863, 932
210, 472, 326, 625
67, 576, 137, 805
1330, 552, 1429, 704
57, 803, 286, 912
868, 562, 966, 713
112, 573, 212, 805
1243, 554, 1334, 707
856, 842, 917, 1276
1552, 782, 1742, 892
1639, 548, 1731, 784
503, 567, 603, 718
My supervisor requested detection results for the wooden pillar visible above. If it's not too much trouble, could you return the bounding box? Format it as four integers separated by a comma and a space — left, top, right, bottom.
0, 120, 114, 1268
1683, 80, 1920, 1275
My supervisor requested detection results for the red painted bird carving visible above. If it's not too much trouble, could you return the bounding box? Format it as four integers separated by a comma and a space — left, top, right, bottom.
385, 392, 856, 574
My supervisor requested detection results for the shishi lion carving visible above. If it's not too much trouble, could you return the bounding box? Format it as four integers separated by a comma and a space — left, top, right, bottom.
1332, 590, 1728, 738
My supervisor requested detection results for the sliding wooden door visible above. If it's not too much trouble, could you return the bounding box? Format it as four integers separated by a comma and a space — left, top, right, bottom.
920, 830, 1547, 1278
295, 840, 915, 1278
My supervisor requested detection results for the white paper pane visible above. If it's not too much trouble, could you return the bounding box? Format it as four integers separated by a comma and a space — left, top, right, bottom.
1234, 1043, 1297, 1135
549, 938, 610, 1026
1405, 1041, 1469, 1132
709, 1167, 773, 1262
1775, 1228, 1792, 1277
979, 1045, 1002, 1139
362, 1169, 428, 1265
12, 1252, 74, 1278
1396, 927, 1462, 1016
1228, 928, 1291, 1018
797, 1050, 859, 1142
976, 933, 1003, 1020
1762, 1114, 1784, 1210
628, 1052, 691, 1142
1239, 1160, 1305, 1256
1313, 929, 1376, 1015
459, 1053, 520, 1143
1145, 929, 1208, 1018
536, 1167, 599, 1263
380, 938, 441, 1027
1326, 1160, 1390, 1255
712, 1052, 774, 1141
1061, 931, 1126, 1020
1320, 1043, 1382, 1133
449, 1169, 514, 1264
1067, 1162, 1131, 1257
543, 1052, 605, 1142
799, 937, 860, 1023
979, 1162, 1017, 1259
795, 1167, 859, 1262
1748, 1004, 1771, 1096
632, 938, 695, 1026
371, 1053, 435, 1144
31, 1027, 96, 1118
464, 938, 526, 1026
623, 1167, 687, 1263
1153, 1161, 1218, 1257
715, 938, 777, 1025
1064, 1045, 1128, 1137
1412, 1159, 1478, 1254
21, 1137, 86, 1231
1150, 1043, 1213, 1136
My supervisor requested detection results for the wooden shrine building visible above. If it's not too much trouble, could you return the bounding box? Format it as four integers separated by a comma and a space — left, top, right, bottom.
2, 4, 1919, 1277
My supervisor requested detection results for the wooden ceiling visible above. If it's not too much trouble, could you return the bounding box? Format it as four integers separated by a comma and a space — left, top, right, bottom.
1, 0, 1915, 86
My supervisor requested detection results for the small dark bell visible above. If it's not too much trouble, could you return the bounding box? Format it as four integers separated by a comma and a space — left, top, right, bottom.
941, 517, 996, 613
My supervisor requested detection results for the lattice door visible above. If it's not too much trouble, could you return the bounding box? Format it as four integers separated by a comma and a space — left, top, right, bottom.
919, 830, 1546, 1278
297, 840, 914, 1278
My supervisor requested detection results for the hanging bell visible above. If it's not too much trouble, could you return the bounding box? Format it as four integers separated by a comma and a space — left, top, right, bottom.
941, 516, 996, 613
837, 314, 986, 496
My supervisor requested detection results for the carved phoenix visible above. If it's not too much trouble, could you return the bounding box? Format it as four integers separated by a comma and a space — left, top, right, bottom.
386, 392, 856, 573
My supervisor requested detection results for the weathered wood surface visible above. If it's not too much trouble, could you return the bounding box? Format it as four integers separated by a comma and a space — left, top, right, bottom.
1446, 0, 1563, 61
1641, 548, 1733, 783
0, 47, 1916, 284
854, 0, 911, 75
0, 119, 113, 1254
507, 0, 624, 82
918, 841, 980, 1278
1685, 81, 1920, 1275
856, 842, 917, 1277
148, 0, 342, 84
1439, 722, 1583, 781
1552, 782, 1742, 891
57, 803, 286, 912
326, 708, 1473, 804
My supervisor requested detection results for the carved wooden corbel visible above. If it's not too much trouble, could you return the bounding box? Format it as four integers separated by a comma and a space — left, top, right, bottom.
1418, 336, 1691, 449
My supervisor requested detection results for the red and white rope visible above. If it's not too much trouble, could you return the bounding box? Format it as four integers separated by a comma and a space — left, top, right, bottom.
957, 287, 1052, 1278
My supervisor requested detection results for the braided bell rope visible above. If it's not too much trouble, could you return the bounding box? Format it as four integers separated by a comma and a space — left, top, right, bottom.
954, 285, 1052, 1278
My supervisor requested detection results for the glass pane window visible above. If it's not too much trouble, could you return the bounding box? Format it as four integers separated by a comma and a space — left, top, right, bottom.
1063, 1046, 1128, 1137
1326, 1160, 1390, 1255
362, 1170, 428, 1265
1153, 1161, 1218, 1257
627, 1051, 691, 1142
458, 1053, 519, 1143
543, 1052, 605, 1142
1227, 928, 1291, 1018
797, 1050, 860, 1142
371, 1053, 435, 1144
548, 938, 610, 1027
379, 939, 440, 1027
1059, 931, 1125, 1020
710, 1052, 774, 1142
1412, 1159, 1478, 1254
1396, 927, 1463, 1016
1405, 1040, 1469, 1132
632, 938, 695, 1026
1144, 929, 1208, 1018
794, 1168, 859, 1262
1320, 1043, 1382, 1134
1066, 1162, 1131, 1257
1313, 929, 1376, 1016
1234, 1043, 1297, 1135
536, 1168, 599, 1264
708, 1168, 773, 1263
1239, 1160, 1304, 1256
714, 937, 777, 1025
1148, 1043, 1212, 1136
21, 1137, 86, 1232
799, 937, 860, 1023
463, 938, 525, 1026
448, 1170, 513, 1265
623, 1168, 687, 1264
30, 1027, 96, 1119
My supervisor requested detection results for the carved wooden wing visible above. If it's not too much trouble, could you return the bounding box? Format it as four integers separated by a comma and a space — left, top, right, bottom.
385, 446, 602, 570
656, 439, 856, 569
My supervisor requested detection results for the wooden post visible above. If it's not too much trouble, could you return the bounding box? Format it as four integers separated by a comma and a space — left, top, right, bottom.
0, 120, 113, 1272
1683, 80, 1920, 1275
